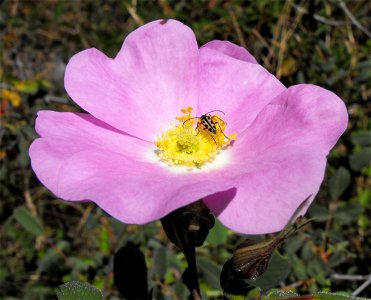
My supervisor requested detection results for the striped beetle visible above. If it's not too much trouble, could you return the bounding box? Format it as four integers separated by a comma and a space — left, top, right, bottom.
183, 110, 230, 143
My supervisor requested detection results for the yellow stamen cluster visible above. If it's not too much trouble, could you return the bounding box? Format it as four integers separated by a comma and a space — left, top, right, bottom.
155, 107, 236, 168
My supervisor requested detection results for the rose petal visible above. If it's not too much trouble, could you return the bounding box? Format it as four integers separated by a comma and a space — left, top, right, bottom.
30, 140, 234, 224
29, 111, 235, 224
198, 47, 286, 134
205, 84, 348, 234
30, 111, 150, 192
35, 111, 150, 159
202, 40, 258, 63
64, 19, 199, 142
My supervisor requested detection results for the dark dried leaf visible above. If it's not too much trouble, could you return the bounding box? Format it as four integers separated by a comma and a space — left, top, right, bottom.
113, 243, 148, 300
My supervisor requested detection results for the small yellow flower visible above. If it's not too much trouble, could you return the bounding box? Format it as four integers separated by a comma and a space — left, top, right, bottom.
1, 89, 21, 107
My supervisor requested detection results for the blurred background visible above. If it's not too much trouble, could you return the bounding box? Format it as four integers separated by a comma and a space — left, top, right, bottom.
0, 0, 370, 299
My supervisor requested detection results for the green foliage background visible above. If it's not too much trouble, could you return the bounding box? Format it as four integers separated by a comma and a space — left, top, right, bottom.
0, 0, 370, 299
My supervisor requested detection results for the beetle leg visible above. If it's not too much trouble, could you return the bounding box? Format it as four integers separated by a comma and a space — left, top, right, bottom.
196, 123, 217, 145
212, 115, 228, 125
214, 121, 231, 140
208, 132, 217, 145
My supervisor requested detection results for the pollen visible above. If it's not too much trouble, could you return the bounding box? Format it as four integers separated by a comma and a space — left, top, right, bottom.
155, 107, 236, 168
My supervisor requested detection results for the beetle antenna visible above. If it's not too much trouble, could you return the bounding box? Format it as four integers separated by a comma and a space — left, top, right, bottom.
183, 117, 199, 127
183, 111, 225, 127
204, 109, 225, 115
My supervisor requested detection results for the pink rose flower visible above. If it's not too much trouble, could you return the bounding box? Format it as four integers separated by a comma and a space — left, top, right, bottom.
29, 20, 348, 234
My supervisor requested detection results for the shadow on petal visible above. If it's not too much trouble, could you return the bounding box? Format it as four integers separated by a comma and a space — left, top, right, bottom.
75, 113, 133, 136
203, 187, 237, 217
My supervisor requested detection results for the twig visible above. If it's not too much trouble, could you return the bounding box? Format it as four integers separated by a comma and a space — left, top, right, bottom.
352, 274, 371, 296
321, 199, 337, 256
338, 0, 371, 38
250, 28, 271, 68
76, 24, 90, 49
24, 189, 38, 217
153, 279, 182, 300
23, 176, 38, 217
158, 0, 173, 16
286, 279, 306, 289
76, 204, 94, 233
275, 0, 305, 79
44, 95, 69, 104
125, 2, 144, 26
192, 288, 202, 300
102, 254, 114, 300
313, 15, 349, 26
56, 201, 85, 213
291, 3, 350, 27
332, 274, 370, 281
227, 3, 247, 49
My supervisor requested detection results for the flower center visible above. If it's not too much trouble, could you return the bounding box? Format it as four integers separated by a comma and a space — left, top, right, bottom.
155, 107, 236, 168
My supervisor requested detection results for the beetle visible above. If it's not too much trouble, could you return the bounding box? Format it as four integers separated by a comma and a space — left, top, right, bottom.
199, 113, 218, 134
183, 110, 230, 143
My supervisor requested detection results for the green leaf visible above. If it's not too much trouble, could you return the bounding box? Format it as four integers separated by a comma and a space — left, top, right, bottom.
0, 263, 8, 283
153, 245, 168, 279
329, 167, 351, 199
99, 226, 109, 255
284, 235, 303, 254
300, 241, 313, 261
206, 219, 228, 245
17, 134, 30, 167
246, 251, 290, 291
307, 258, 325, 277
39, 241, 70, 272
327, 250, 347, 268
349, 148, 371, 171
313, 291, 369, 299
291, 254, 307, 280
14, 80, 39, 94
56, 281, 102, 300
197, 256, 221, 289
308, 203, 329, 222
333, 203, 362, 224
263, 289, 299, 299
13, 206, 43, 236
358, 214, 370, 229
351, 131, 371, 147
262, 290, 368, 299
173, 281, 188, 299
359, 188, 371, 208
